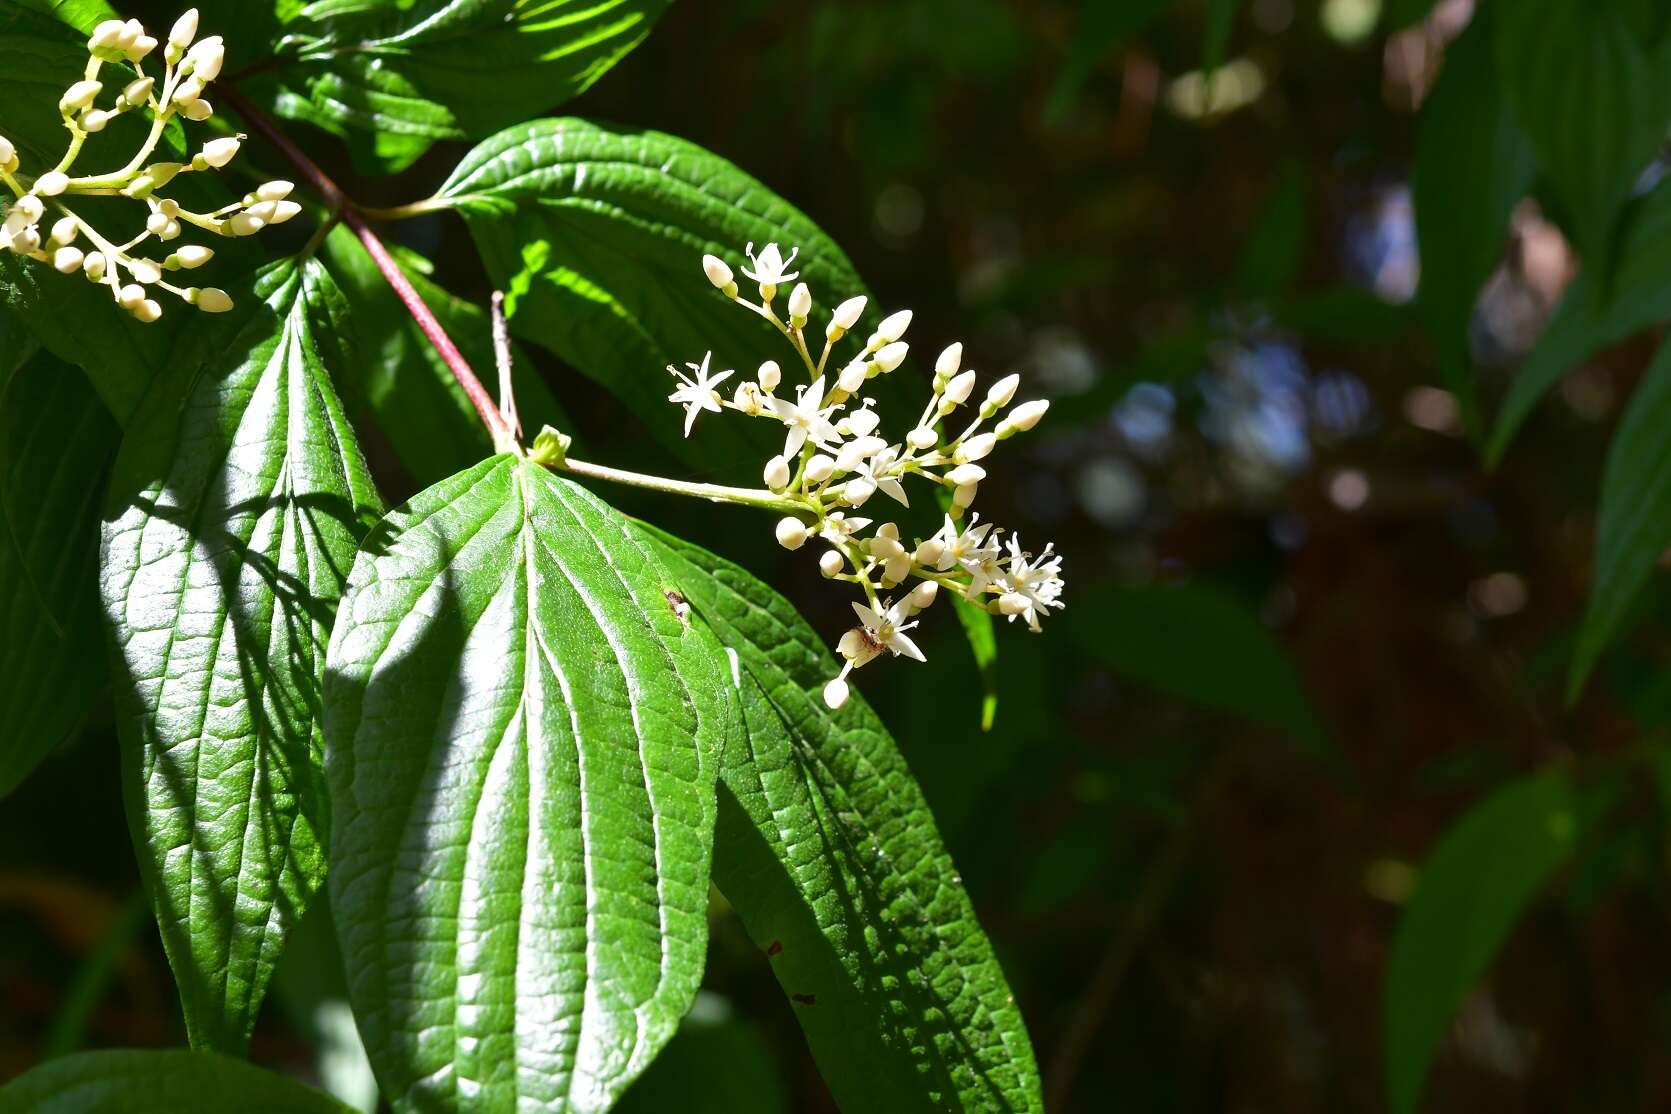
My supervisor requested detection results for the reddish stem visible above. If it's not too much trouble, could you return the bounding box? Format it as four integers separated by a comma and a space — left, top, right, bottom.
218, 84, 513, 449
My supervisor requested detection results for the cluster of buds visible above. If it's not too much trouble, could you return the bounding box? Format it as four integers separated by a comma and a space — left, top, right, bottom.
681, 243, 1064, 709
0, 10, 296, 321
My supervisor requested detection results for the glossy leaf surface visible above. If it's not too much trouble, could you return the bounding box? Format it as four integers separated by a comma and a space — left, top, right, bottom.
0, 1049, 357, 1113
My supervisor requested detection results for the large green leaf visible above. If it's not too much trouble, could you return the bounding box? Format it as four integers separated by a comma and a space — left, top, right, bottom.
324, 454, 738, 1114
437, 117, 909, 461
1494, 0, 1671, 265
0, 346, 112, 796
1488, 180, 1671, 465
1384, 772, 1578, 1114
639, 524, 1045, 1113
319, 223, 573, 487
1064, 582, 1335, 766
99, 258, 383, 1053
244, 0, 670, 172
1571, 335, 1671, 695
1411, 9, 1536, 437
0, 1049, 358, 1113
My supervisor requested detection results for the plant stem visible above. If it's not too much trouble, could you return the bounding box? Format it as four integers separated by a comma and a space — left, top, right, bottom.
218, 83, 515, 450
551, 456, 808, 515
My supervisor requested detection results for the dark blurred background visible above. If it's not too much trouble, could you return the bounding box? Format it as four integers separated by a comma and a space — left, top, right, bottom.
9, 0, 1671, 1110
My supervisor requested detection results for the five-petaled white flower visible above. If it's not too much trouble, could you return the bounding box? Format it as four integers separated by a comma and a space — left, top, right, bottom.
932, 513, 1002, 594
667, 352, 733, 436
768, 375, 838, 458
742, 241, 800, 286
999, 535, 1065, 632
850, 598, 926, 662
853, 445, 909, 506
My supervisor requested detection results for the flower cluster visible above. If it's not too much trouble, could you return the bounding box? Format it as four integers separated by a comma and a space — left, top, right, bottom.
0, 10, 293, 321
679, 243, 1065, 709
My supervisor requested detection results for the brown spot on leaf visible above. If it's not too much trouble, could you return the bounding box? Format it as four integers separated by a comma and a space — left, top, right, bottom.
766, 938, 783, 957
791, 993, 817, 1006
664, 589, 690, 624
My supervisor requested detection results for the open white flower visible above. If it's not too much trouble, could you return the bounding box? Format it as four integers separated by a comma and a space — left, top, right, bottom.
768, 375, 838, 458
999, 535, 1065, 632
852, 445, 909, 506
741, 241, 800, 286
850, 598, 926, 663
932, 513, 1002, 592
667, 352, 733, 436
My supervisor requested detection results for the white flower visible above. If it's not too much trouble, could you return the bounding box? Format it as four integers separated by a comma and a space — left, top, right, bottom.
932, 513, 1002, 594
999, 534, 1065, 632
853, 445, 908, 506
850, 598, 926, 662
819, 512, 872, 544
742, 241, 800, 286
667, 352, 733, 436
768, 375, 838, 458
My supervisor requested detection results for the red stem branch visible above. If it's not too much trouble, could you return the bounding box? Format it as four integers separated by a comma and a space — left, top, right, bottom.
218, 84, 513, 449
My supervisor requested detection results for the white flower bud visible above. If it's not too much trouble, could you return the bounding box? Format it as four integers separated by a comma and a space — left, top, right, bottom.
157, 198, 180, 218
129, 257, 162, 284
986, 373, 1020, 409
227, 210, 265, 236
907, 427, 938, 450
117, 283, 146, 308
80, 110, 110, 133
805, 455, 836, 484
819, 550, 845, 578
844, 477, 877, 506
61, 80, 102, 113
936, 342, 964, 379
835, 436, 884, 472
872, 309, 912, 345
757, 360, 781, 392
1003, 399, 1050, 434
169, 244, 213, 269
147, 211, 172, 236
788, 282, 811, 322
159, 219, 182, 241
119, 19, 143, 49
9, 226, 40, 254
186, 37, 224, 82
52, 246, 83, 273
875, 521, 899, 541
869, 534, 905, 560
909, 581, 939, 610
837, 361, 867, 394
823, 677, 850, 710
0, 136, 15, 172
830, 295, 867, 331
82, 251, 106, 279
200, 136, 241, 168
873, 340, 909, 373
952, 482, 979, 508
170, 8, 200, 50
256, 180, 294, 202
269, 200, 302, 225
34, 171, 68, 197
947, 463, 987, 487
775, 517, 808, 550
133, 298, 163, 323
959, 432, 997, 462
998, 593, 1030, 616
90, 20, 126, 51
126, 35, 158, 63
883, 554, 912, 585
14, 195, 44, 224
764, 455, 791, 490
173, 76, 205, 104
915, 538, 945, 566
943, 370, 977, 407
194, 287, 232, 313
122, 76, 155, 105
180, 96, 213, 122
702, 254, 735, 292
48, 216, 77, 247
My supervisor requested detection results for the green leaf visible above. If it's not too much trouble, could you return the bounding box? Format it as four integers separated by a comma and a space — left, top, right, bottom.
13, 0, 117, 33
272, 896, 379, 1114
245, 0, 670, 172
0, 346, 113, 797
1571, 334, 1671, 695
638, 524, 1045, 1113
1488, 180, 1671, 465
0, 1049, 358, 1113
1412, 8, 1537, 438
319, 224, 574, 486
324, 454, 738, 1114
1203, 0, 1237, 76
1495, 0, 1671, 266
437, 117, 909, 462
99, 258, 383, 1053
1064, 583, 1336, 767
952, 593, 1000, 732
1385, 772, 1578, 1114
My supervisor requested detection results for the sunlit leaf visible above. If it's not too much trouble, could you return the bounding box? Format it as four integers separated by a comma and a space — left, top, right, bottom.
100, 259, 382, 1052
324, 454, 738, 1114
1384, 772, 1578, 1114
0, 1049, 357, 1113
639, 524, 1045, 1113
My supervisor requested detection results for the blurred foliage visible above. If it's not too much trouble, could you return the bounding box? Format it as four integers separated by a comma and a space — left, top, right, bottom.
12, 0, 1671, 1110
